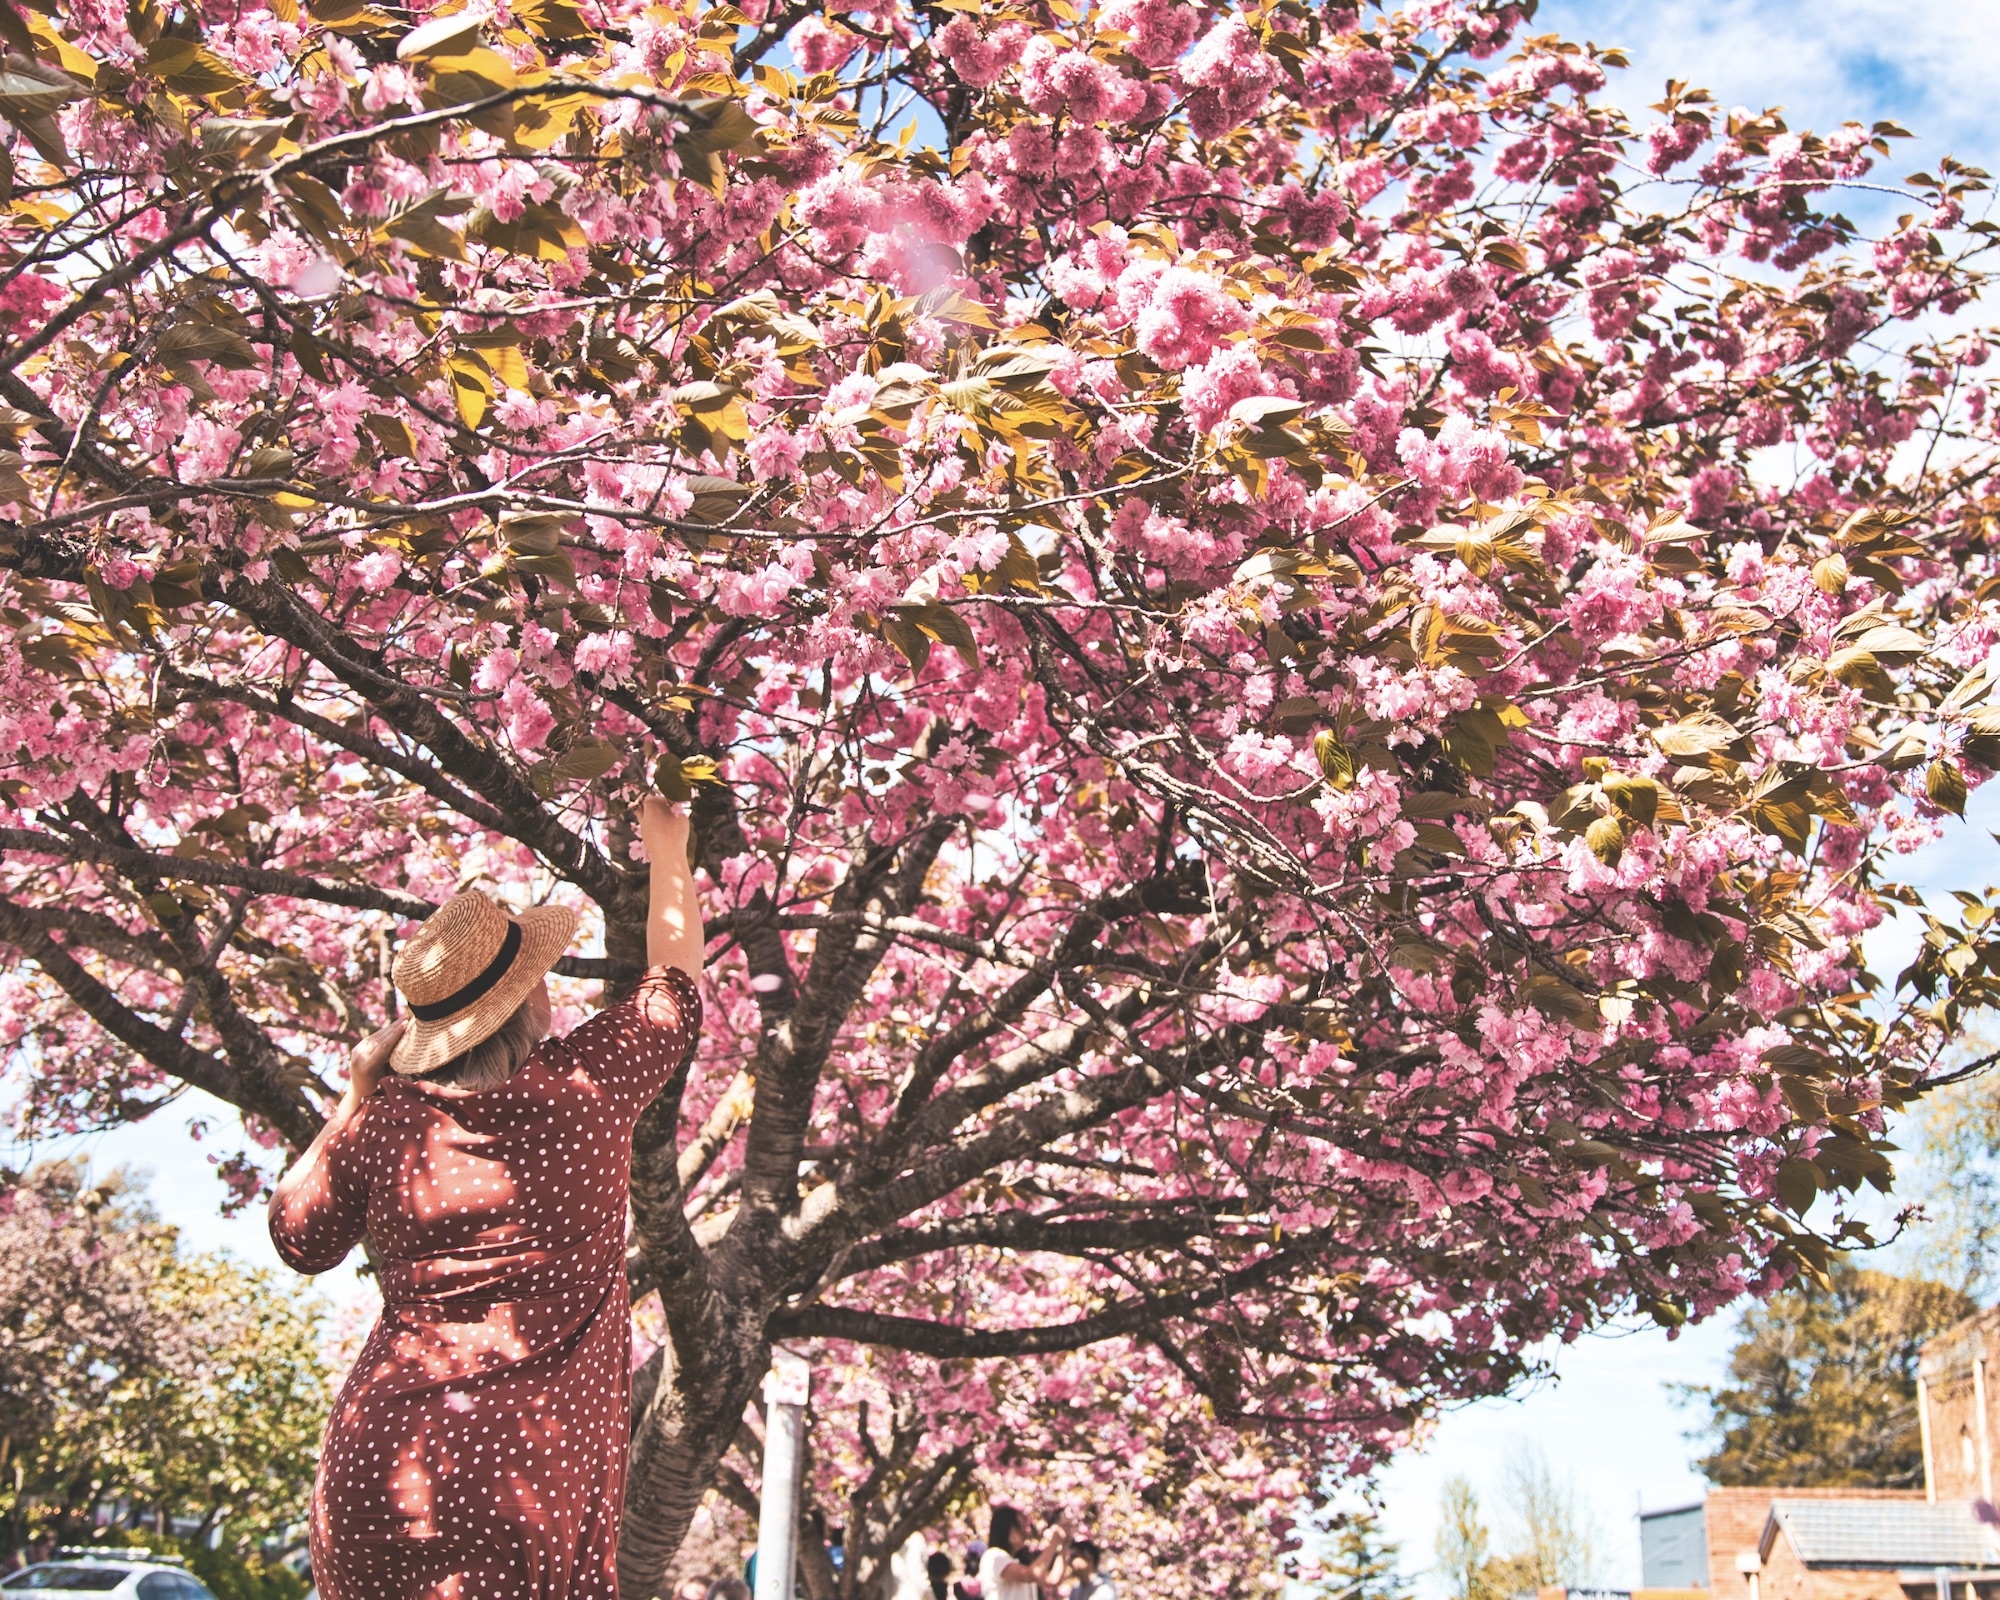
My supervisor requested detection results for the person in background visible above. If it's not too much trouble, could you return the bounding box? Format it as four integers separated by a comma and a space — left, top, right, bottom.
977, 1508, 1067, 1600
955, 1543, 985, 1600
884, 1531, 930, 1600
1066, 1542, 1112, 1600
927, 1552, 953, 1600
674, 1578, 710, 1600
706, 1578, 750, 1600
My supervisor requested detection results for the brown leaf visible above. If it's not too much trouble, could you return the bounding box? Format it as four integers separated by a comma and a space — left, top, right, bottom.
1655, 711, 1747, 761
155, 322, 260, 370
1927, 758, 1968, 817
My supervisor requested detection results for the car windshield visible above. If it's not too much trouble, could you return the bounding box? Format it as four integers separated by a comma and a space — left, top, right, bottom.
3, 1568, 133, 1592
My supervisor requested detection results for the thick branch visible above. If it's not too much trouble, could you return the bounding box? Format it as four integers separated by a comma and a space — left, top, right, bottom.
0, 892, 313, 1144
2, 826, 435, 918
217, 577, 626, 906
830, 1210, 1225, 1281
774, 1234, 1321, 1357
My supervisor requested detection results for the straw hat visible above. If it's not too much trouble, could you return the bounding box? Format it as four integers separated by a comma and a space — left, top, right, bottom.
388, 890, 578, 1076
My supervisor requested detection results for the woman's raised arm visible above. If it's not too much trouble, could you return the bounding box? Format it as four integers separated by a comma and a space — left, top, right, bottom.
638, 796, 704, 978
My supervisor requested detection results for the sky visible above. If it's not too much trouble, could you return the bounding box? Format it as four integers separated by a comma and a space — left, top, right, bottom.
10, 0, 2000, 1590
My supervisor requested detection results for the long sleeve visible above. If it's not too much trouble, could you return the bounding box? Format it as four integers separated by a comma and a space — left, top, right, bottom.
268, 1098, 373, 1273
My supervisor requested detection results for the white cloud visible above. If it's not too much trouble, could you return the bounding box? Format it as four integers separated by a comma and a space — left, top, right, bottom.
1536, 0, 1999, 187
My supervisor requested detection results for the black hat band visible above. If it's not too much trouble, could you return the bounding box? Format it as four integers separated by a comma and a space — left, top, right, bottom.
407, 919, 523, 1021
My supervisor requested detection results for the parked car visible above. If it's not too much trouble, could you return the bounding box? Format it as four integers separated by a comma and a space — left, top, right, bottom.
2, 1554, 218, 1600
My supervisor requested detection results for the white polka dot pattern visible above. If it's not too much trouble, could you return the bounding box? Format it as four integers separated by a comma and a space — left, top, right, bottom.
269, 967, 701, 1600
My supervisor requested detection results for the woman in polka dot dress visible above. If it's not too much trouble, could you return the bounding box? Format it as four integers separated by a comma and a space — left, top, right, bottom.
271, 797, 703, 1600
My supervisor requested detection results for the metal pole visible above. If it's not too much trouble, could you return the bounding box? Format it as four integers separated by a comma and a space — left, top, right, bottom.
755, 1348, 812, 1600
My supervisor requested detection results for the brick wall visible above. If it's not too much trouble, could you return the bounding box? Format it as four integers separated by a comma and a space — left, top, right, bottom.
1756, 1530, 1910, 1600
1920, 1306, 2000, 1502
1705, 1488, 1927, 1597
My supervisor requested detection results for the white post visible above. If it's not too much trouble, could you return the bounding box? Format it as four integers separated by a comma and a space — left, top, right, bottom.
755, 1348, 812, 1600
1919, 1374, 1936, 1502
1977, 1355, 1994, 1504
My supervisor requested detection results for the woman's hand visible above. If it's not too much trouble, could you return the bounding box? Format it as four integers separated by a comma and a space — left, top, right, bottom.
639, 794, 690, 863
346, 1019, 406, 1108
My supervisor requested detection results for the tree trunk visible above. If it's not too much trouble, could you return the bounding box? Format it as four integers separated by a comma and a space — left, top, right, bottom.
619, 1320, 768, 1596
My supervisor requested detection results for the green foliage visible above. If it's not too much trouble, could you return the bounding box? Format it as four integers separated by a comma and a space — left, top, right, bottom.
0, 1164, 330, 1562
1903, 1041, 2000, 1298
1313, 1502, 1409, 1600
1685, 1261, 1977, 1487
1434, 1477, 1501, 1600
1493, 1451, 1598, 1589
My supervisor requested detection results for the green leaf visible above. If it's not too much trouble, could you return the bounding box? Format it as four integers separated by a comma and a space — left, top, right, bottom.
467, 201, 584, 262
365, 413, 421, 461
1655, 711, 1748, 762
0, 53, 83, 132
1602, 773, 1660, 826
381, 192, 471, 260
1227, 395, 1308, 429
145, 37, 246, 96
653, 753, 691, 802
551, 738, 621, 784
1518, 973, 1598, 1027
448, 357, 493, 429
397, 12, 484, 58
893, 601, 979, 669
1313, 730, 1355, 789
1584, 812, 1627, 865
1775, 1158, 1821, 1215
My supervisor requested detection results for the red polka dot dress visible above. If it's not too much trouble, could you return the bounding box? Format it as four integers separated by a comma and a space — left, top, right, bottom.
270, 967, 700, 1600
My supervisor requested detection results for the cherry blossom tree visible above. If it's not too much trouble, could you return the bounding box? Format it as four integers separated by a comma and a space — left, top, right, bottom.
4, 0, 2000, 1584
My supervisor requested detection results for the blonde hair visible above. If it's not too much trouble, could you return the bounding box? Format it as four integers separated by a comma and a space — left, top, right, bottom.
423, 997, 547, 1090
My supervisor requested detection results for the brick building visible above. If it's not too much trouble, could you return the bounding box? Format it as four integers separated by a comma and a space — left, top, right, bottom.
1639, 1488, 1999, 1600
1619, 1306, 2000, 1600
1755, 1499, 1998, 1600
1918, 1305, 2000, 1503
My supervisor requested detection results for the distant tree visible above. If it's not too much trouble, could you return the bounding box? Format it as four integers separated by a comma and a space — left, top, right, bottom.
1904, 1040, 2000, 1299
1313, 1501, 1409, 1600
1685, 1262, 1977, 1487
1496, 1450, 1599, 1589
1434, 1453, 1600, 1600
0, 1163, 329, 1557
1435, 1478, 1497, 1600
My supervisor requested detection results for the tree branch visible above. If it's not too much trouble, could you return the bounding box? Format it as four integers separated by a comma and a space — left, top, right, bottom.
773, 1234, 1322, 1357
160, 666, 516, 836
0, 828, 633, 979
0, 891, 313, 1144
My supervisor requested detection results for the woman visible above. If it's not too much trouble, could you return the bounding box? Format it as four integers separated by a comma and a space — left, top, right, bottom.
270, 797, 703, 1600
976, 1510, 1067, 1600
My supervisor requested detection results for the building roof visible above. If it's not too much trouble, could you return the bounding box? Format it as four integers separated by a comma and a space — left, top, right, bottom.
1764, 1499, 2000, 1570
